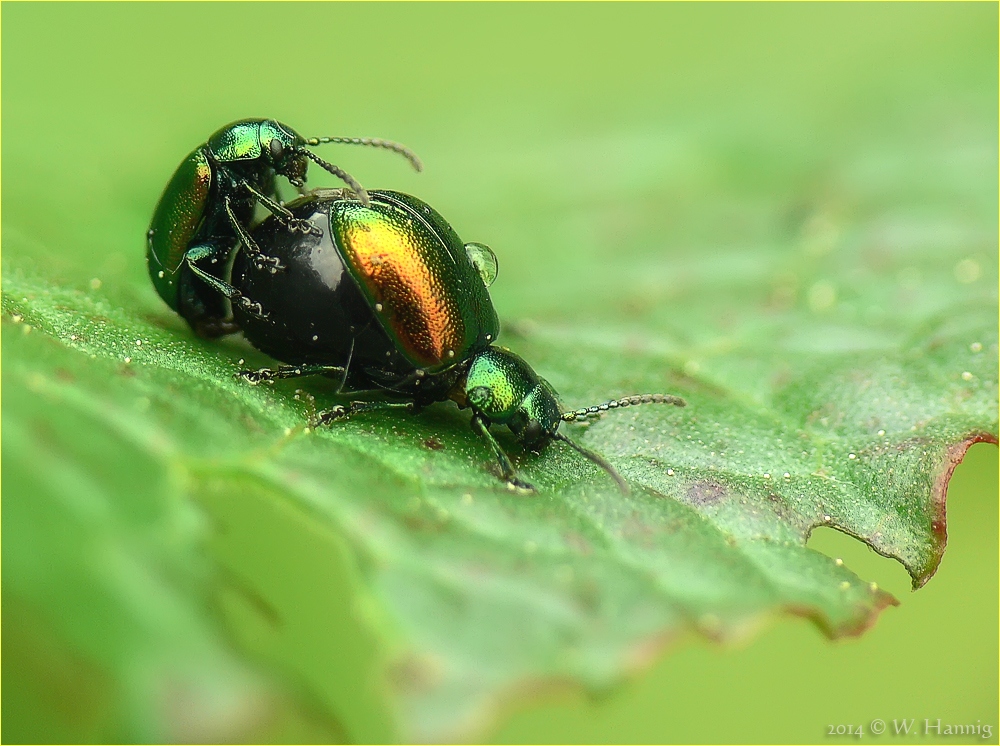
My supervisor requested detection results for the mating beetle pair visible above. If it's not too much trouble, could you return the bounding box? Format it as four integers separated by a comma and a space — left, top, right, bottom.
148, 120, 686, 492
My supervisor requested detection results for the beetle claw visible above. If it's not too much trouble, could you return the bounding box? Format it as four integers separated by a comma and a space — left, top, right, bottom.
505, 476, 536, 493
315, 406, 347, 426
236, 368, 282, 385
253, 254, 286, 273
286, 217, 320, 236
235, 296, 268, 320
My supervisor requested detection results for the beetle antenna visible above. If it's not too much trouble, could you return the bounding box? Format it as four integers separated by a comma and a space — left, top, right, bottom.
305, 136, 423, 173
554, 432, 629, 494
560, 393, 686, 423
299, 149, 371, 206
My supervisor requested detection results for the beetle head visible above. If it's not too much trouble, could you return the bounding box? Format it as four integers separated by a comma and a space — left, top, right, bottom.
258, 120, 309, 186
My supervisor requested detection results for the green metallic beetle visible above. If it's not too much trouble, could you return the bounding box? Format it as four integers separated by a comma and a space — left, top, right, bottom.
230, 189, 687, 492
146, 118, 421, 337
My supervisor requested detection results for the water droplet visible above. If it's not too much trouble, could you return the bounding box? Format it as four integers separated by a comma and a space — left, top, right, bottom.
135, 340, 142, 347
971, 341, 983, 353
839, 581, 850, 590
763, 473, 771, 479
90, 278, 102, 290
312, 335, 319, 341
962, 371, 974, 381
783, 472, 791, 479
698, 613, 722, 633
877, 429, 885, 437
158, 271, 165, 278
238, 358, 245, 365
666, 468, 675, 476
869, 581, 879, 592
801, 210, 840, 257
123, 356, 131, 363
465, 242, 498, 286
953, 258, 981, 284
461, 493, 473, 505
374, 303, 383, 312
835, 558, 844, 566
447, 349, 455, 358
848, 453, 856, 460
823, 514, 831, 522
807, 280, 836, 312
284, 428, 292, 436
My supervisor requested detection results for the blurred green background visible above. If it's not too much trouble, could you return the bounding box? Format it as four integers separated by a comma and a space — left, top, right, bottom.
3, 2, 997, 743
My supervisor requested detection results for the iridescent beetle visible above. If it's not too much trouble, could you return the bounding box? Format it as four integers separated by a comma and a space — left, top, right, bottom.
228, 188, 686, 492
146, 118, 421, 336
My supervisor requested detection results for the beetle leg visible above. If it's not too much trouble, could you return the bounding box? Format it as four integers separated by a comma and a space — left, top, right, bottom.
470, 414, 535, 492
241, 180, 320, 236
336, 337, 356, 394
224, 196, 287, 273
185, 245, 268, 320
237, 364, 346, 385
316, 400, 416, 426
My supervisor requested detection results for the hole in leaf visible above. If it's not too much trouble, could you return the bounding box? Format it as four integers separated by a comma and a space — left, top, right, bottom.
806, 527, 913, 598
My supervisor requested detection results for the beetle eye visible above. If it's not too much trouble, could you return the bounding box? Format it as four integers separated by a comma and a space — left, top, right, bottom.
465, 243, 498, 287
269, 138, 285, 160
468, 386, 493, 410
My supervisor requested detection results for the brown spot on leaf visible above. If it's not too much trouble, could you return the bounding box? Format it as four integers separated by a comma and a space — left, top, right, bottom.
686, 480, 727, 506
766, 492, 794, 521
220, 570, 282, 629
4, 598, 113, 729
241, 415, 264, 434
423, 437, 444, 451
403, 512, 447, 534
387, 652, 445, 696
564, 530, 593, 556
622, 511, 655, 547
